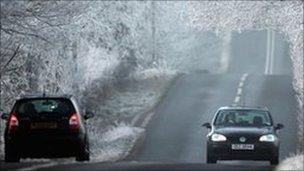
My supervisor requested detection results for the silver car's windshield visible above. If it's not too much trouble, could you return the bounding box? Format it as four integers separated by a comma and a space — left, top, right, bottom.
214, 110, 272, 127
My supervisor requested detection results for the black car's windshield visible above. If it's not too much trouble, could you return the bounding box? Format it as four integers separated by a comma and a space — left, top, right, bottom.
15, 98, 74, 117
214, 109, 272, 127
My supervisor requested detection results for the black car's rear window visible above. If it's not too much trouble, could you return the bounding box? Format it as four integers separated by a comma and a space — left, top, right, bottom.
14, 98, 75, 117
214, 109, 272, 127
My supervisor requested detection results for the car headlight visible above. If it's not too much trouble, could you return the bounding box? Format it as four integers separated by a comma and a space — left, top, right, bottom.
259, 134, 276, 142
211, 133, 227, 142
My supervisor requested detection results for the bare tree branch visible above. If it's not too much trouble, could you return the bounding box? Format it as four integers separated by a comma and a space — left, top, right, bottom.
1, 66, 23, 74
1, 27, 53, 44
0, 45, 21, 74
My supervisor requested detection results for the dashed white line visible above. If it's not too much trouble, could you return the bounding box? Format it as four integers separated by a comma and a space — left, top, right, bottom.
237, 88, 242, 96
265, 30, 271, 75
232, 73, 248, 106
234, 96, 241, 104
240, 73, 248, 82
239, 82, 244, 88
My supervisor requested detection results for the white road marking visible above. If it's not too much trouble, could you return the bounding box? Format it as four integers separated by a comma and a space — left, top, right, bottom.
239, 81, 244, 88
237, 88, 242, 96
16, 163, 57, 171
264, 30, 275, 75
15, 160, 76, 171
270, 30, 275, 75
240, 73, 247, 82
140, 112, 155, 128
219, 31, 232, 73
234, 96, 241, 104
265, 30, 270, 75
232, 73, 248, 106
131, 113, 141, 126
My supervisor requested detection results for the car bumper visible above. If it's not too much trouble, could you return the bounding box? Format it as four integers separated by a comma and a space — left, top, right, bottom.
6, 133, 85, 158
208, 141, 278, 160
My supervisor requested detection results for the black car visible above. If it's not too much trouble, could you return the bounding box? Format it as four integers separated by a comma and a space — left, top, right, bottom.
202, 106, 284, 165
1, 94, 94, 162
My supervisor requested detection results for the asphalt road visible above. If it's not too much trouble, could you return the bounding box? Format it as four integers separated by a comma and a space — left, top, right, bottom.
128, 73, 297, 162
127, 30, 297, 168
0, 30, 298, 171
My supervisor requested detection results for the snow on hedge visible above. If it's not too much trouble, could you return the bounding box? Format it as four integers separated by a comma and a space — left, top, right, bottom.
185, 0, 304, 152
89, 124, 144, 162
85, 70, 177, 162
0, 1, 153, 110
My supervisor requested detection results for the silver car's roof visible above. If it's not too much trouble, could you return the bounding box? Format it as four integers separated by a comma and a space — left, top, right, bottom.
218, 106, 269, 111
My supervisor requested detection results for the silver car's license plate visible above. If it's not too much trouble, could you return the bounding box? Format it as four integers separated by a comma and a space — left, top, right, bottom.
231, 144, 254, 150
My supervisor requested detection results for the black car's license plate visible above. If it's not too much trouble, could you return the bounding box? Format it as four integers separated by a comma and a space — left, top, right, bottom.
231, 144, 254, 150
30, 122, 57, 129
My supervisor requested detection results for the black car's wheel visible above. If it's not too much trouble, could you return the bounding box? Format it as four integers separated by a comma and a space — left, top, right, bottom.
76, 150, 90, 162
5, 144, 20, 162
206, 151, 217, 164
270, 156, 279, 165
207, 156, 217, 163
76, 138, 90, 162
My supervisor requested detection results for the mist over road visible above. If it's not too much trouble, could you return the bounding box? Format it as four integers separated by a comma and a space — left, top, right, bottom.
126, 30, 297, 168
0, 31, 298, 171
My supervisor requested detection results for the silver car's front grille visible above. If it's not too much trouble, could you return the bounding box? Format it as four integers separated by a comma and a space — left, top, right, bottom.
227, 135, 259, 143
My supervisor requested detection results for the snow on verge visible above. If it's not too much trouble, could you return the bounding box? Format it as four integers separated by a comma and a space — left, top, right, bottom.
89, 124, 144, 162
277, 154, 304, 171
87, 69, 178, 162
86, 69, 178, 162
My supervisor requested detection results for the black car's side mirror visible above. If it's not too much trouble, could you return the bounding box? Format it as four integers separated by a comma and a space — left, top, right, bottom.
84, 111, 95, 120
275, 123, 284, 130
202, 123, 211, 129
1, 112, 9, 120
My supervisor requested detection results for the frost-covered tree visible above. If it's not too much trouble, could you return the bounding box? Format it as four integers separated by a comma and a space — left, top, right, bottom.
155, 1, 222, 73
0, 1, 155, 112
0, 1, 88, 110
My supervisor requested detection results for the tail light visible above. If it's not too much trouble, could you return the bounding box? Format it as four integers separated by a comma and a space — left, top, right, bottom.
8, 112, 19, 132
69, 113, 80, 130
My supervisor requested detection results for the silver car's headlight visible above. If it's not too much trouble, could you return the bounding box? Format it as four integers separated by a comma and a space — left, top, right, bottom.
259, 134, 276, 142
211, 133, 227, 142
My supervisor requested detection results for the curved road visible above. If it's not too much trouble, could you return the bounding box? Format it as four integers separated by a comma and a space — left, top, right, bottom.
127, 31, 297, 166
0, 31, 298, 171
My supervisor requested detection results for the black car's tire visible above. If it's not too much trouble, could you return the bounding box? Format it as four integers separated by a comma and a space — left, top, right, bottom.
207, 157, 217, 164
76, 138, 90, 162
5, 144, 20, 162
270, 156, 279, 165
76, 150, 90, 162
206, 151, 217, 164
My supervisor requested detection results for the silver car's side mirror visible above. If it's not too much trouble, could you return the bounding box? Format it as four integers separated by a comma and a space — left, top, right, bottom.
275, 123, 284, 130
202, 122, 211, 129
